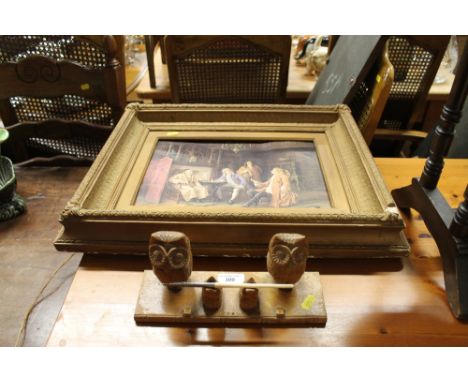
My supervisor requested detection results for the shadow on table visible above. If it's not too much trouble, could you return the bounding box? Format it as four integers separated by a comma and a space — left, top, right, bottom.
80, 253, 404, 275
164, 327, 285, 346
163, 308, 468, 346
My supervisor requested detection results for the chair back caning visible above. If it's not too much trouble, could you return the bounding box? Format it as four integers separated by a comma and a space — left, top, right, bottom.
0, 35, 107, 68
166, 36, 291, 103
379, 36, 448, 131
0, 35, 117, 128
26, 136, 105, 160
9, 95, 114, 126
0, 35, 125, 164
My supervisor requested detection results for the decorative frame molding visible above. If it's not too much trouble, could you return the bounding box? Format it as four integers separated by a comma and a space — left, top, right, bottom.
54, 104, 409, 257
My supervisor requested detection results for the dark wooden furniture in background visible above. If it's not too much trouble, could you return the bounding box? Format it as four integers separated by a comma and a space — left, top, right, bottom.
392, 43, 468, 319
307, 35, 450, 153
164, 36, 291, 103
349, 40, 395, 145
327, 35, 339, 56
306, 36, 386, 106
372, 36, 450, 150
0, 35, 126, 165
306, 35, 393, 144
144, 35, 164, 89
114, 35, 126, 75
135, 36, 453, 132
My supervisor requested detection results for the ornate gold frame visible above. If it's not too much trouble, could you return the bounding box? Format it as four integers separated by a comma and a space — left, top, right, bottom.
54, 104, 409, 257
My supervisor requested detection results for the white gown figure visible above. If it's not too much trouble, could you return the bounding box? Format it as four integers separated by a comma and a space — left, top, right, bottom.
168, 169, 208, 202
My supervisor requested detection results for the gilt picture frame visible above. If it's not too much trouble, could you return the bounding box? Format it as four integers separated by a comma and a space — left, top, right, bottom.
54, 104, 409, 257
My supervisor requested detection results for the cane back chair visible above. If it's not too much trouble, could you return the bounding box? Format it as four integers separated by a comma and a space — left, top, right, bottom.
371, 36, 450, 151
164, 35, 291, 104
0, 35, 126, 165
311, 35, 449, 152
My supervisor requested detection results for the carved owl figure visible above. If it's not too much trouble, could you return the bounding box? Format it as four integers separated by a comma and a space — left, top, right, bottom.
149, 231, 192, 284
267, 233, 308, 284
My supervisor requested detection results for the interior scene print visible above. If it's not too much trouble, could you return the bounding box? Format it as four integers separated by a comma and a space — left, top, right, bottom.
135, 140, 331, 208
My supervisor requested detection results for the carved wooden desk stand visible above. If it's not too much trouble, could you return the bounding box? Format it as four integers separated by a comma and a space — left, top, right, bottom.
391, 45, 468, 320
134, 232, 327, 328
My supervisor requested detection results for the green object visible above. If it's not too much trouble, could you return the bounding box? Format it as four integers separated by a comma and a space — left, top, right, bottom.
0, 128, 8, 156
0, 129, 26, 222
0, 128, 8, 144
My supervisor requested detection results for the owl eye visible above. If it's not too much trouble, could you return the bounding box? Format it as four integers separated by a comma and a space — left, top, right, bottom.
270, 244, 291, 265
149, 245, 166, 267
168, 247, 188, 269
291, 246, 306, 264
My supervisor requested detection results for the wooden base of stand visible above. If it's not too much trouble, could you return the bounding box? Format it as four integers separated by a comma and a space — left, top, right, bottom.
134, 270, 327, 328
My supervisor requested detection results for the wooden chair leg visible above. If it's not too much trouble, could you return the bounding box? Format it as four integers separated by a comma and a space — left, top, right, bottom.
160, 37, 166, 65
391, 44, 468, 320
145, 35, 156, 89
392, 180, 468, 319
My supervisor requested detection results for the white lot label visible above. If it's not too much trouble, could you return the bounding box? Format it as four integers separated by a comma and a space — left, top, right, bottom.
217, 273, 245, 283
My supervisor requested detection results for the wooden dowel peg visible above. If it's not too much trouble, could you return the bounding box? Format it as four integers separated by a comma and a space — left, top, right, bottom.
202, 276, 222, 312
239, 277, 259, 312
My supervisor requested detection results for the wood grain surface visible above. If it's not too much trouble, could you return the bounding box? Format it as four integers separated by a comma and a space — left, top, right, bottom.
43, 158, 468, 346
0, 167, 86, 346
135, 271, 327, 327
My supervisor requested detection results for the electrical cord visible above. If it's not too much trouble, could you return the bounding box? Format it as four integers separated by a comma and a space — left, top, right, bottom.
14, 254, 75, 347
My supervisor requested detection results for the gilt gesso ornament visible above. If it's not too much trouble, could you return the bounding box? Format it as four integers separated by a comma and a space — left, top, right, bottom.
267, 233, 308, 284
149, 231, 192, 284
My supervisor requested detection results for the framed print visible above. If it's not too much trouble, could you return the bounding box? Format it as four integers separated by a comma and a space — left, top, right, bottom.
55, 104, 409, 258
134, 140, 332, 209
